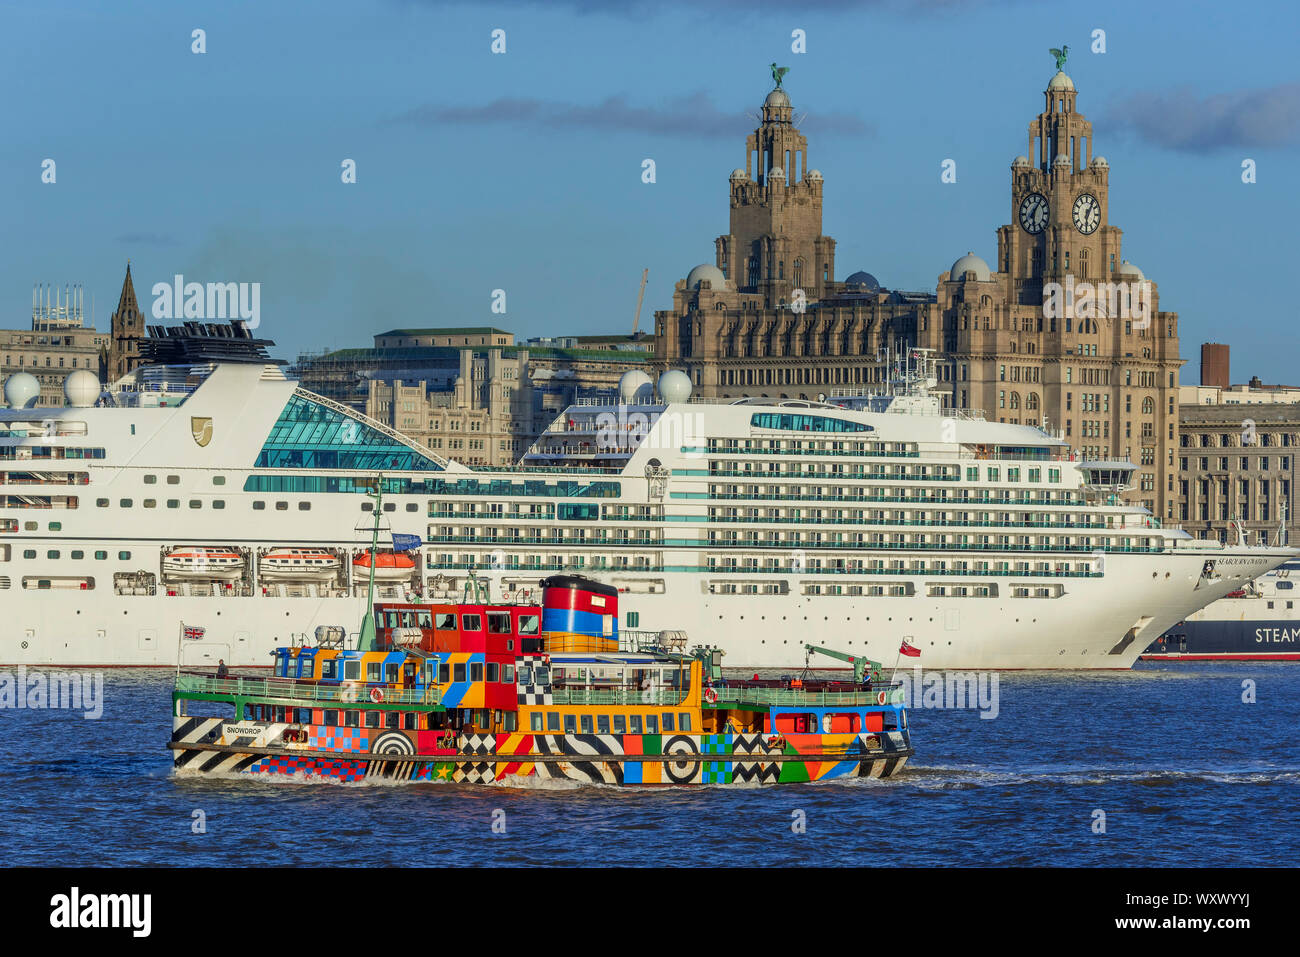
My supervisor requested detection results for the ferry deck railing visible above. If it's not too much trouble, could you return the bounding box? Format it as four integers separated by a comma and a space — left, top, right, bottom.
175, 672, 441, 707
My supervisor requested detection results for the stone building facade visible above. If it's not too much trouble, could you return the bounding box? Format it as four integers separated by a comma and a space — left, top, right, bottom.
1, 286, 108, 407
653, 65, 1182, 519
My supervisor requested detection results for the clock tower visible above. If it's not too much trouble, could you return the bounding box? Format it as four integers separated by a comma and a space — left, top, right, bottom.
997, 68, 1123, 305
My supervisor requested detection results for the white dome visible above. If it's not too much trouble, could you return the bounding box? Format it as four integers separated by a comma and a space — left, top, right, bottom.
768, 166, 785, 179
807, 169, 823, 181
1047, 71, 1075, 92
685, 263, 726, 290
618, 370, 653, 404
764, 88, 791, 108
63, 369, 100, 407
1091, 156, 1109, 168
1117, 260, 1145, 280
657, 370, 693, 404
1053, 153, 1071, 168
730, 168, 748, 181
4, 372, 40, 409
949, 252, 992, 283
1012, 156, 1031, 168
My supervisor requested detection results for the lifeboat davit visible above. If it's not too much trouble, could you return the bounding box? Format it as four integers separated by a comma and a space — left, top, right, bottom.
258, 547, 342, 582
352, 550, 417, 582
161, 546, 245, 581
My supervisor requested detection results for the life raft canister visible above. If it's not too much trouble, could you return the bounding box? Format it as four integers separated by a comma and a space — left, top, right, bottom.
370, 686, 385, 704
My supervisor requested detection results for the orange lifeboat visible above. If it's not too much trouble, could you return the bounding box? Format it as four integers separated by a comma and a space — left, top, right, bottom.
352, 550, 417, 582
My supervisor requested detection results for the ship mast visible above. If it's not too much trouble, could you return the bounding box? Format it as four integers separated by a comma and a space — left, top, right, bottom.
356, 474, 384, 651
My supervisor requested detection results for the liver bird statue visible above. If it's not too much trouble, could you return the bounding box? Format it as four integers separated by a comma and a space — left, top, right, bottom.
770, 63, 789, 88
1049, 45, 1069, 71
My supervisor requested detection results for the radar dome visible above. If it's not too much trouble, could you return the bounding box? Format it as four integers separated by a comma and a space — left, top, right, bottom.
63, 369, 101, 407
4, 372, 40, 409
685, 263, 726, 290
657, 370, 692, 404
618, 369, 654, 404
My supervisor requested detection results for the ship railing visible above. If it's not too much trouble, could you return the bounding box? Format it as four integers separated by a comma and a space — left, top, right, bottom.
549, 687, 689, 706
175, 672, 441, 707
710, 685, 907, 708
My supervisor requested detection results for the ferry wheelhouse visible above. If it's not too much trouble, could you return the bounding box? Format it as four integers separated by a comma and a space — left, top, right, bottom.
170, 576, 913, 786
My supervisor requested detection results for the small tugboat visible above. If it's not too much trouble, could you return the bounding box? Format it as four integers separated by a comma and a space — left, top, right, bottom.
169, 480, 912, 786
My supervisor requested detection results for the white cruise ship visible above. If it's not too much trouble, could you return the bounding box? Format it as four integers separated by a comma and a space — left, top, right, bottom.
1, 357, 1292, 670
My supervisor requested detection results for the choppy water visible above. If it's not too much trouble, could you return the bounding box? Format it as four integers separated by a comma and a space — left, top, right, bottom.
2, 661, 1297, 866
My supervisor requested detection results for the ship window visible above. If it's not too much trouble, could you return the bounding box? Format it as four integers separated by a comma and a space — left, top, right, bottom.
487, 612, 511, 634
597, 715, 610, 734
662, 713, 675, 732
630, 714, 643, 733
344, 660, 360, 680
24, 522, 36, 531
613, 715, 626, 733
518, 614, 539, 635
119, 498, 132, 507
530, 712, 543, 732
344, 711, 359, 727
679, 713, 692, 732
366, 663, 381, 681
144, 475, 156, 484
453, 663, 466, 682
438, 663, 449, 683
626, 611, 640, 627
564, 714, 577, 734
462, 614, 482, 631
364, 711, 380, 728
323, 709, 338, 725
384, 711, 398, 729
504, 664, 514, 682
486, 663, 499, 682
322, 661, 336, 679
383, 503, 395, 512
189, 500, 201, 509
253, 501, 265, 510
212, 476, 225, 486
167, 500, 179, 509
166, 475, 179, 485
470, 662, 484, 682
547, 712, 560, 731
48, 522, 61, 531
645, 714, 659, 733
406, 503, 418, 512
143, 499, 156, 508
213, 500, 225, 509
275, 501, 288, 511
436, 613, 457, 630
71, 550, 83, 560
580, 714, 593, 734
1277, 581, 1294, 590
298, 502, 310, 511
118, 551, 130, 560
94, 551, 106, 560
96, 498, 108, 507
23, 550, 35, 559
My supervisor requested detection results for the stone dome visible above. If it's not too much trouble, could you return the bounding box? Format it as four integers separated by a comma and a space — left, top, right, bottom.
730, 168, 748, 182
1047, 71, 1075, 92
1091, 156, 1109, 168
764, 88, 791, 108
1012, 156, 1031, 168
1116, 260, 1145, 280
843, 270, 880, 293
685, 263, 727, 290
768, 166, 785, 179
806, 169, 823, 181
949, 252, 992, 283
1053, 153, 1071, 168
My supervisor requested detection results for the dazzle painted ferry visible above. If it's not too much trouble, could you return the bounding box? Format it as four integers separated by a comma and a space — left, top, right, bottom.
2, 356, 1293, 669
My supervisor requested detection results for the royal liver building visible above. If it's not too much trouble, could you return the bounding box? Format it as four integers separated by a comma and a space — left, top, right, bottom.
654, 56, 1182, 519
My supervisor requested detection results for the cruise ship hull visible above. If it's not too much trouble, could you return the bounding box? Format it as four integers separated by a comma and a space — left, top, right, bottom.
2, 547, 1285, 670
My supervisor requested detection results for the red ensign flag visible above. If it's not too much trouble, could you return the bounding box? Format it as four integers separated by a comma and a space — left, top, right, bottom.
899, 639, 921, 658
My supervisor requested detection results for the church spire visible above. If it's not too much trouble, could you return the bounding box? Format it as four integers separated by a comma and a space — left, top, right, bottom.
109, 262, 146, 382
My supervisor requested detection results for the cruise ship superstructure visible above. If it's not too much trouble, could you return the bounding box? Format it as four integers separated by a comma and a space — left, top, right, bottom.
2, 357, 1292, 669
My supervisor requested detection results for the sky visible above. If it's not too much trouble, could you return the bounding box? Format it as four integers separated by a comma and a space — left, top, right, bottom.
2, 0, 1297, 382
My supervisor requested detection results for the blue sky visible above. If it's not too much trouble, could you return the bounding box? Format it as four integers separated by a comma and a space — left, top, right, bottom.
2, 0, 1297, 382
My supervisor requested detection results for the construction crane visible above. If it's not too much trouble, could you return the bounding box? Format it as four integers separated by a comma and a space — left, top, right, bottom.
632, 268, 648, 335
802, 644, 885, 685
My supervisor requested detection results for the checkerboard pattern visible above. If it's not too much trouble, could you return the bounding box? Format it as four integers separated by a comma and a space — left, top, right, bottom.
250, 756, 366, 782
307, 724, 370, 753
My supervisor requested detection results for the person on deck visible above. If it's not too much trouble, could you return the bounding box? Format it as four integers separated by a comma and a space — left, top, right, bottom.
216, 659, 228, 679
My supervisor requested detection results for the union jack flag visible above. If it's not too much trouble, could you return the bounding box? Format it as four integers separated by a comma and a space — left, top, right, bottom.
183, 625, 206, 641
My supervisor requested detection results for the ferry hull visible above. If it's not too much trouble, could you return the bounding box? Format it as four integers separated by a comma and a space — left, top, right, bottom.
169, 717, 912, 786
1142, 618, 1300, 661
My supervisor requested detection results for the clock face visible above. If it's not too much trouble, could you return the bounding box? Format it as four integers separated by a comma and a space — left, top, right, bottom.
1073, 193, 1101, 234
1019, 192, 1049, 234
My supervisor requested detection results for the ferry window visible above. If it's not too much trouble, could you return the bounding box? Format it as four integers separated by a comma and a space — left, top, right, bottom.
679, 713, 692, 732
505, 712, 517, 732
275, 502, 288, 511
189, 500, 201, 509
324, 710, 338, 725
118, 551, 130, 560
626, 611, 640, 627
662, 713, 675, 732
253, 501, 266, 510
580, 714, 593, 734
486, 663, 499, 682
646, 714, 659, 733
436, 613, 457, 630
297, 709, 311, 723
24, 522, 36, 531
344, 660, 361, 680
298, 502, 310, 511
405, 503, 418, 512
453, 663, 466, 682
597, 715, 610, 734
118, 498, 132, 507
487, 612, 511, 634
383, 503, 395, 512
384, 711, 399, 729
517, 614, 539, 635
402, 713, 416, 730
94, 551, 106, 560
364, 711, 380, 728
530, 713, 543, 732
385, 664, 399, 682
213, 500, 225, 509
48, 522, 61, 531
95, 498, 107, 507
547, 712, 560, 732
361, 502, 373, 512
564, 714, 577, 734
366, 663, 381, 681
212, 476, 226, 486
345, 710, 359, 727
22, 550, 35, 559
613, 715, 626, 734
71, 550, 83, 559
166, 500, 179, 509
462, 614, 482, 631
470, 663, 483, 682
1278, 581, 1294, 590
439, 663, 450, 683
503, 664, 514, 683
143, 475, 157, 484
143, 499, 156, 509
630, 714, 643, 734
321, 660, 336, 679
166, 475, 179, 485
